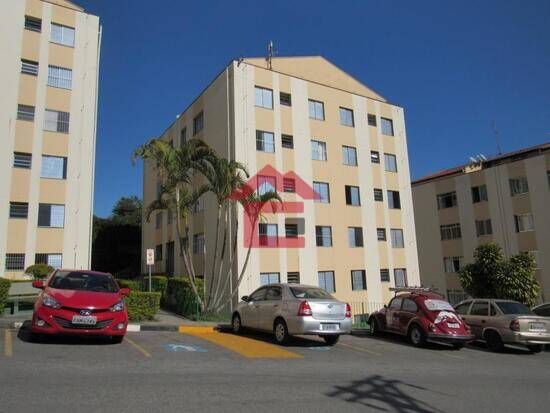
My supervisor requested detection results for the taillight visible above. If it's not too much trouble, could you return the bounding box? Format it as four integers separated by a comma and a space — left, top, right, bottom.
510, 319, 520, 332
297, 301, 312, 316
345, 303, 352, 318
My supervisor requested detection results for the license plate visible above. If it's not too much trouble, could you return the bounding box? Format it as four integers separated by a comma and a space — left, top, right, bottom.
321, 323, 339, 331
529, 322, 546, 332
447, 323, 460, 329
71, 315, 97, 325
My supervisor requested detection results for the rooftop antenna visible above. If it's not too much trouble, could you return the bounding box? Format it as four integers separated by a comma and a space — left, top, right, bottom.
492, 120, 503, 155
266, 40, 274, 70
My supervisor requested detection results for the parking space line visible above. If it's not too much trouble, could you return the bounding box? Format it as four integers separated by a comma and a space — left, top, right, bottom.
338, 342, 382, 357
4, 329, 13, 358
179, 326, 302, 359
125, 336, 151, 358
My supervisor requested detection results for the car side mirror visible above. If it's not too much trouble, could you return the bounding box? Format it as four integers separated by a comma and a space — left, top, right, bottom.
383, 304, 387, 309
120, 288, 131, 296
32, 280, 44, 289
241, 295, 249, 302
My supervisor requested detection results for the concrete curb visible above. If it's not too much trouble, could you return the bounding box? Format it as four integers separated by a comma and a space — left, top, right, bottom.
0, 321, 213, 333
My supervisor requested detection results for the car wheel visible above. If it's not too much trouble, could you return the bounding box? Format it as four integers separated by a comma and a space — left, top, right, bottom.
408, 325, 426, 347
110, 335, 124, 344
527, 344, 543, 354
368, 317, 379, 336
485, 331, 504, 352
273, 318, 290, 345
322, 335, 340, 346
232, 313, 242, 334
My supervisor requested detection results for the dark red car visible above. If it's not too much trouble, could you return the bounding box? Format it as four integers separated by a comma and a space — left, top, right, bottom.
31, 269, 130, 343
368, 289, 474, 349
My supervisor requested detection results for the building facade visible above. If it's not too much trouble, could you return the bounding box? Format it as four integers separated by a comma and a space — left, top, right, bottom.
0, 0, 101, 278
142, 56, 420, 310
412, 143, 550, 303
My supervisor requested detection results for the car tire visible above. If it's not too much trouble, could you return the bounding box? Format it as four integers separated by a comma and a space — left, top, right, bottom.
408, 325, 426, 347
527, 344, 543, 354
322, 335, 340, 346
485, 331, 504, 353
232, 313, 243, 334
273, 318, 290, 345
110, 335, 124, 344
368, 317, 380, 336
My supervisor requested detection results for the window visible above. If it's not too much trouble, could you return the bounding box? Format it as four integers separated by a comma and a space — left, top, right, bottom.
351, 270, 366, 290
471, 185, 488, 203
437, 191, 457, 209
259, 223, 278, 246
348, 227, 364, 247
281, 134, 294, 149
35, 253, 62, 269
9, 202, 28, 219
529, 251, 540, 269
5, 253, 25, 270
470, 301, 489, 316
384, 153, 397, 172
283, 178, 295, 193
155, 212, 162, 229
25, 16, 42, 32
367, 114, 377, 126
192, 197, 204, 213
475, 219, 493, 236
255, 86, 273, 109
370, 151, 380, 164
309, 99, 325, 120
249, 287, 267, 301
509, 176, 529, 196
377, 228, 387, 241
193, 233, 205, 254
21, 59, 39, 76
311, 140, 327, 161
455, 302, 471, 315
287, 272, 300, 284
285, 224, 298, 238
342, 146, 358, 166
318, 271, 335, 293
260, 272, 279, 285
345, 186, 361, 206
443, 257, 462, 273
380, 269, 390, 282
280, 92, 291, 106
41, 155, 67, 179
374, 188, 384, 202
315, 226, 332, 247
50, 23, 75, 47
394, 268, 408, 287
155, 244, 163, 261
390, 229, 404, 248
313, 182, 330, 203
14, 152, 32, 169
389, 297, 402, 310
17, 104, 35, 121
44, 109, 70, 133
180, 128, 187, 146
339, 107, 354, 127
266, 286, 282, 300
193, 112, 204, 135
256, 130, 275, 153
402, 298, 418, 313
38, 204, 65, 228
514, 214, 534, 232
48, 65, 72, 89
387, 190, 401, 209
440, 223, 462, 240
257, 175, 276, 196
381, 117, 394, 136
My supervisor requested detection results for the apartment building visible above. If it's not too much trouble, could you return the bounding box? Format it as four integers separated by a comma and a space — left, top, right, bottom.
0, 0, 100, 278
142, 56, 419, 308
412, 143, 550, 303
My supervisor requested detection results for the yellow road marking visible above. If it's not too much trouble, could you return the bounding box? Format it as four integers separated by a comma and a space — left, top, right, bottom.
4, 329, 13, 357
179, 326, 302, 359
338, 342, 382, 357
125, 336, 151, 358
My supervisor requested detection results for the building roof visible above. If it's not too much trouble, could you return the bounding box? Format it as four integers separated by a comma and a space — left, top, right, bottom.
43, 0, 84, 12
412, 141, 550, 186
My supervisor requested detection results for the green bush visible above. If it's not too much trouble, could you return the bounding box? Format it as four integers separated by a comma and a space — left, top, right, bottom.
125, 292, 161, 322
165, 276, 204, 318
116, 279, 141, 292
25, 264, 54, 279
0, 278, 11, 317
141, 276, 168, 301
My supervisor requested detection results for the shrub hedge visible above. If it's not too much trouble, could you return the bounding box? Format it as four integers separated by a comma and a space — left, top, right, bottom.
165, 276, 204, 318
141, 276, 168, 302
125, 292, 161, 322
116, 279, 141, 291
0, 278, 11, 317
24, 264, 54, 279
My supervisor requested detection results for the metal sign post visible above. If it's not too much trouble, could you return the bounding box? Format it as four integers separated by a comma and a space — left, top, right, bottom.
146, 248, 154, 292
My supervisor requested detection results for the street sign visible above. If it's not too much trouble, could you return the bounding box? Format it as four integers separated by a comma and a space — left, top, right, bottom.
146, 249, 155, 265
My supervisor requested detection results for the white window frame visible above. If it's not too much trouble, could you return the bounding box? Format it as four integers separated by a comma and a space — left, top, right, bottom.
342, 146, 358, 166
50, 23, 75, 47
384, 153, 397, 172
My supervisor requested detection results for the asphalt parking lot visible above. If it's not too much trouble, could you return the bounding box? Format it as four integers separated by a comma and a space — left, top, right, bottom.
1, 325, 549, 413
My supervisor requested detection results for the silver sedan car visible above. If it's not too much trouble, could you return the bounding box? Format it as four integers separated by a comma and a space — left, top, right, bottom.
231, 283, 352, 345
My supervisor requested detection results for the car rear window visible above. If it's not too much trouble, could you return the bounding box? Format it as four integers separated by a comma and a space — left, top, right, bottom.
495, 301, 533, 315
49, 271, 119, 293
424, 299, 454, 312
290, 287, 333, 299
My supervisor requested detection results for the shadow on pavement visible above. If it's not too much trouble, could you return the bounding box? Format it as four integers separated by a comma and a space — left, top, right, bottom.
326, 374, 447, 413
17, 320, 117, 346
358, 332, 460, 352
466, 340, 533, 355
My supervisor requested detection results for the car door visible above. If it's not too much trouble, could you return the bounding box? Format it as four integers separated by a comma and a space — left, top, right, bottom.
467, 300, 489, 338
257, 286, 282, 331
385, 297, 403, 332
397, 298, 419, 334
240, 287, 267, 329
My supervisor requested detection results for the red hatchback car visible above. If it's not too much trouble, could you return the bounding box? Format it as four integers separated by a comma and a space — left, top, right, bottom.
368, 289, 474, 349
31, 269, 130, 343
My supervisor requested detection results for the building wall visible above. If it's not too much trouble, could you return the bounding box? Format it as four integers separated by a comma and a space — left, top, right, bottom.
0, 0, 100, 278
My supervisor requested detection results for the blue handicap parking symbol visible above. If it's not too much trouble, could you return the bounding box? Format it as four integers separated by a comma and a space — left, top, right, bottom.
162, 343, 207, 353
308, 346, 332, 351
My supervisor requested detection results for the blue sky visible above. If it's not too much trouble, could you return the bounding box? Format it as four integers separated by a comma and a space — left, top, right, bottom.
77, 0, 550, 217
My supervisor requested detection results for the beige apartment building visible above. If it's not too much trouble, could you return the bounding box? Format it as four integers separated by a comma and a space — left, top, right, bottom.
0, 0, 100, 279
142, 56, 420, 309
413, 143, 550, 303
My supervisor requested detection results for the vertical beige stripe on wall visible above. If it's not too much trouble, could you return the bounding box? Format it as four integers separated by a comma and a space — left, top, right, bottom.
455, 174, 476, 263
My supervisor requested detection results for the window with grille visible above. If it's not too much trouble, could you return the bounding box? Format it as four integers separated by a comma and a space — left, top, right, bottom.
25, 16, 41, 32
259, 223, 278, 247
440, 223, 461, 240
311, 140, 327, 161
44, 109, 70, 133
155, 244, 163, 261
471, 185, 488, 203
281, 134, 294, 149
509, 177, 529, 196
437, 191, 457, 209
475, 219, 492, 236
316, 226, 332, 247
255, 86, 273, 109
193, 112, 204, 135
384, 153, 397, 172
388, 190, 401, 209
283, 178, 295, 193
5, 253, 25, 270
287, 272, 300, 284
443, 257, 462, 273
21, 59, 39, 76
381, 117, 394, 136
38, 204, 65, 227
377, 228, 387, 241
50, 23, 75, 47
285, 224, 298, 238
17, 104, 35, 121
394, 268, 408, 287
260, 272, 280, 285
339, 107, 354, 127
14, 152, 32, 169
257, 175, 276, 196
193, 233, 205, 254
374, 188, 383, 202
41, 155, 67, 179
256, 130, 275, 153
368, 114, 377, 127
514, 214, 534, 232
308, 99, 325, 120
318, 271, 335, 293
351, 270, 366, 290
348, 227, 364, 247
345, 186, 361, 206
35, 253, 62, 269
380, 269, 390, 282
313, 182, 330, 203
342, 146, 357, 166
370, 151, 380, 164
48, 65, 72, 89
280, 92, 291, 106
9, 202, 28, 219
391, 229, 404, 248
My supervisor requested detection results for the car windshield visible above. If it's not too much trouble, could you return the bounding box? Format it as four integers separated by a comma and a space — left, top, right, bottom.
290, 287, 333, 299
49, 271, 119, 293
495, 301, 533, 315
424, 299, 454, 312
